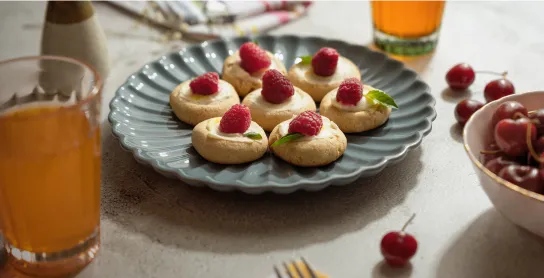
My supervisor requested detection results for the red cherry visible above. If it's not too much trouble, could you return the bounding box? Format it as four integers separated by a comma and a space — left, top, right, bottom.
498, 165, 543, 193
446, 63, 475, 90
491, 101, 528, 128
534, 136, 544, 155
380, 214, 418, 267
455, 99, 484, 126
484, 156, 519, 175
494, 118, 536, 157
529, 109, 544, 136
484, 78, 515, 102
479, 143, 502, 165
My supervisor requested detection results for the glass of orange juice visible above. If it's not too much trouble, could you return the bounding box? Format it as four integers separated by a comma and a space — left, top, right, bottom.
371, 0, 446, 56
0, 56, 102, 276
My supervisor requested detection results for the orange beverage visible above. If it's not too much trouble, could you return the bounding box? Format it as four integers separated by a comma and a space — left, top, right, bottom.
371, 0, 446, 56
0, 56, 102, 277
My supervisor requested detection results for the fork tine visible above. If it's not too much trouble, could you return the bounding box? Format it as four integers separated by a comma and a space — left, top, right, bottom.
274, 265, 283, 278
291, 260, 305, 278
282, 262, 295, 278
301, 257, 318, 278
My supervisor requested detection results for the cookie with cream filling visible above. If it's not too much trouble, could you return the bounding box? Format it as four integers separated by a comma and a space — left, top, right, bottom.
192, 104, 268, 164
170, 72, 240, 126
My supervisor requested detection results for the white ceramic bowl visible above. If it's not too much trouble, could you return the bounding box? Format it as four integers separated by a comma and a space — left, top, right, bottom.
463, 91, 544, 237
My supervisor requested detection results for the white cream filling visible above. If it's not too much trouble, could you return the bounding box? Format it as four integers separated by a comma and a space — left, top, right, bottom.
278, 116, 341, 142
244, 88, 310, 111
177, 80, 232, 104
206, 118, 262, 143
292, 56, 358, 84
331, 84, 380, 112
226, 51, 283, 81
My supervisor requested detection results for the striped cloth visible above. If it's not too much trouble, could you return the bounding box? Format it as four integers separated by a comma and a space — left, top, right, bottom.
108, 0, 312, 39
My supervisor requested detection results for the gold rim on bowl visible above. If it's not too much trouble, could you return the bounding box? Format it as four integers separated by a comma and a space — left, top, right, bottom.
462, 91, 544, 203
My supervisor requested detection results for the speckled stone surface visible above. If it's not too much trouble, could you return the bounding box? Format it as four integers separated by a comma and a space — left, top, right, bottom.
1, 1, 544, 278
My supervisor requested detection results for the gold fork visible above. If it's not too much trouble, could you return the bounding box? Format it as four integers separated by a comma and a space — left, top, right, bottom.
273, 257, 319, 278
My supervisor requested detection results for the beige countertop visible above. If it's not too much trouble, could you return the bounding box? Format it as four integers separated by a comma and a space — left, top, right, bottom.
1, 1, 544, 278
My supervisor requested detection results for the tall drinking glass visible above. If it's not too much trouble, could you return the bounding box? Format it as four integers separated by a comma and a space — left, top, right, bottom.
0, 56, 102, 276
371, 0, 446, 56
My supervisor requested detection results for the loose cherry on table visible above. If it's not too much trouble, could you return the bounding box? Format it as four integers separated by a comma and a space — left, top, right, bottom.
454, 99, 484, 126
380, 214, 418, 267
484, 76, 515, 102
446, 63, 475, 90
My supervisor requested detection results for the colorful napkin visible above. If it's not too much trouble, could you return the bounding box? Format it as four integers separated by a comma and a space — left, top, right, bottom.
108, 0, 312, 39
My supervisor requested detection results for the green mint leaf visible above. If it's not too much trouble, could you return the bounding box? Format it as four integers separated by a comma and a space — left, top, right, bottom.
252, 40, 259, 45
365, 89, 399, 109
243, 132, 262, 140
271, 133, 304, 147
297, 55, 312, 65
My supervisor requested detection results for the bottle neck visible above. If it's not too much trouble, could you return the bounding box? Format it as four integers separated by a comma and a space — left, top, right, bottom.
45, 1, 95, 24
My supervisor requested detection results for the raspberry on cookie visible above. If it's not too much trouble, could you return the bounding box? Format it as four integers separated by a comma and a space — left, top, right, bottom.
287, 47, 361, 102
239, 42, 272, 74
192, 104, 268, 164
311, 47, 339, 77
170, 72, 240, 126
189, 72, 220, 95
269, 111, 347, 167
241, 69, 316, 132
222, 42, 287, 97
320, 78, 398, 133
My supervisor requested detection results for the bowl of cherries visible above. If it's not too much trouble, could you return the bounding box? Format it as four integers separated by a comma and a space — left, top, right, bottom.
463, 91, 544, 237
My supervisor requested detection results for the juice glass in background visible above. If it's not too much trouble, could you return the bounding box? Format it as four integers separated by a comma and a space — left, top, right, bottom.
0, 56, 102, 276
371, 0, 446, 56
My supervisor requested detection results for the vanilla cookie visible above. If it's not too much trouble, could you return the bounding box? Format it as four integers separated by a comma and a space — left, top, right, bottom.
222, 42, 287, 97
288, 47, 361, 102
242, 69, 316, 132
269, 111, 347, 167
320, 79, 395, 133
192, 105, 268, 165
170, 72, 240, 126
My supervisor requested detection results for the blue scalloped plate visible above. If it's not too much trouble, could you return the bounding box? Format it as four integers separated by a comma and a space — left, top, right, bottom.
108, 35, 436, 194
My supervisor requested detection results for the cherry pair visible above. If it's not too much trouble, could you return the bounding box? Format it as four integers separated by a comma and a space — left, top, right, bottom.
446, 63, 515, 102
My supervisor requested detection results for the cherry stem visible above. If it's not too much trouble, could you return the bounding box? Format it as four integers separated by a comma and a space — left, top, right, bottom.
513, 112, 528, 120
401, 213, 416, 232
474, 70, 508, 78
526, 123, 544, 163
480, 149, 502, 155
527, 111, 542, 125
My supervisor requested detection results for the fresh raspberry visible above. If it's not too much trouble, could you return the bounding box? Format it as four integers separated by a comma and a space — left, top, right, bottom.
239, 42, 271, 73
261, 69, 294, 104
311, 47, 339, 77
336, 78, 363, 105
219, 104, 251, 134
189, 72, 219, 95
288, 111, 323, 136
